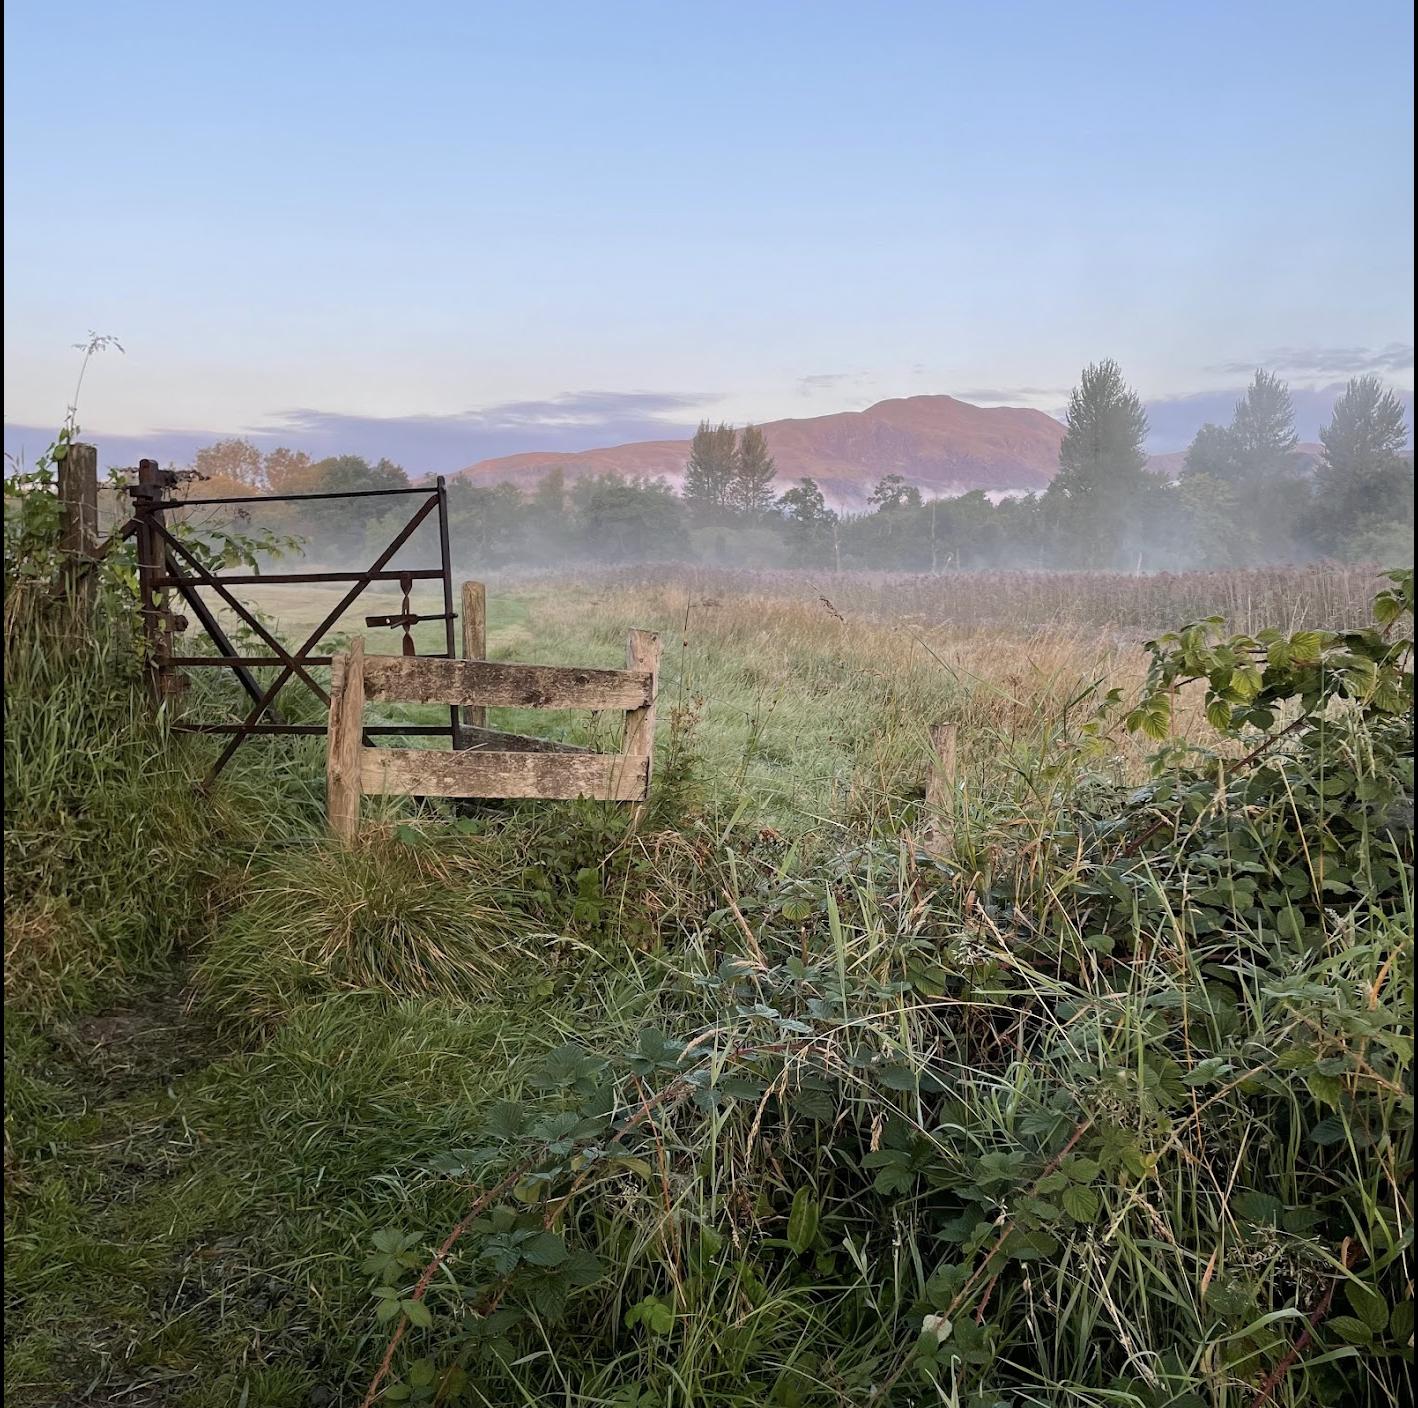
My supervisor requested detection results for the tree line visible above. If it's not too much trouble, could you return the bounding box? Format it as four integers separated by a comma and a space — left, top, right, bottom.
170, 365, 1412, 571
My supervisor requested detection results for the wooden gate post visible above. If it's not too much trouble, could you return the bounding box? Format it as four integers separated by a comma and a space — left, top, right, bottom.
460, 581, 487, 734
327, 637, 367, 841
132, 458, 173, 698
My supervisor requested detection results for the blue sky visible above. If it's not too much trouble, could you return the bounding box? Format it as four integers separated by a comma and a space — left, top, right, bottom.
4, 1, 1413, 468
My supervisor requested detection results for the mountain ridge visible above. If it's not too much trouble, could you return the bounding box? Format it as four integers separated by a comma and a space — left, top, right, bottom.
452, 394, 1067, 504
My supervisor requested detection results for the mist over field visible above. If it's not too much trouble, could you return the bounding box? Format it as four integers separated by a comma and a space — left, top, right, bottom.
136, 365, 1414, 579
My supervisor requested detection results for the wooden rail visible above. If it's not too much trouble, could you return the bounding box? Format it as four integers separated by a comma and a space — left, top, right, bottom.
360, 750, 650, 801
362, 656, 652, 710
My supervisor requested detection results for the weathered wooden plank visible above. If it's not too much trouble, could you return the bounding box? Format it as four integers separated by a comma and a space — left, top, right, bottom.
460, 581, 487, 732
326, 638, 366, 839
362, 655, 652, 710
360, 748, 650, 801
622, 629, 661, 793
458, 725, 591, 755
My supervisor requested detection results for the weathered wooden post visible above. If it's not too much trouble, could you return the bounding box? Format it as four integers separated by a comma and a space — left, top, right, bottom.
57, 442, 99, 627
326, 637, 367, 841
58, 442, 99, 557
460, 580, 487, 734
623, 628, 661, 806
923, 722, 958, 856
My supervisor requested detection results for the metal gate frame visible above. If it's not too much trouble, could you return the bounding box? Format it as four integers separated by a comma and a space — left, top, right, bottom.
127, 458, 462, 779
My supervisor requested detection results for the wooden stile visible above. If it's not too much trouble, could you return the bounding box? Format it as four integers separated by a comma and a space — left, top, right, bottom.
327, 607, 661, 839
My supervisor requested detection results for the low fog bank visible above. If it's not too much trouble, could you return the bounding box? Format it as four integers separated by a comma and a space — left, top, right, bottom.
138, 364, 1412, 578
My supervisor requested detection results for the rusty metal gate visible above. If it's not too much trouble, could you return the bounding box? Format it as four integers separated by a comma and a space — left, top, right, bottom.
127, 458, 461, 778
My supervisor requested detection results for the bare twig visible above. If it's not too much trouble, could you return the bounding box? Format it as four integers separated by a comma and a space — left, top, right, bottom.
869, 1116, 1093, 1404
357, 1160, 538, 1408
1248, 1238, 1358, 1408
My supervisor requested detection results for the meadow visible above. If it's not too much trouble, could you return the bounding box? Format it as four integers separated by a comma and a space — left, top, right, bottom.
4, 557, 1413, 1407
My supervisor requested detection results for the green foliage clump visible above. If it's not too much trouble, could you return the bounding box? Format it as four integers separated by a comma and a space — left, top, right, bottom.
3, 436, 316, 1015
196, 832, 536, 1021
1085, 568, 1415, 952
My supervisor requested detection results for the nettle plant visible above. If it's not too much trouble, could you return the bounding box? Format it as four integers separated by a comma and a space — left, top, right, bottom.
4, 427, 86, 584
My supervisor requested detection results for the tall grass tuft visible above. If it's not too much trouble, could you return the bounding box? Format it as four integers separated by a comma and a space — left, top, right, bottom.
3, 585, 222, 1014
196, 832, 536, 1021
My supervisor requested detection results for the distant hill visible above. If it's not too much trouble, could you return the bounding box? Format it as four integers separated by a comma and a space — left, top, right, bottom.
452, 395, 1067, 504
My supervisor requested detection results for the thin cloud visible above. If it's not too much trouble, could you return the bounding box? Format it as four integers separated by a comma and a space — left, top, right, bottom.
271, 389, 717, 436
797, 372, 873, 396
1208, 343, 1414, 377
3, 389, 722, 475
954, 386, 1067, 403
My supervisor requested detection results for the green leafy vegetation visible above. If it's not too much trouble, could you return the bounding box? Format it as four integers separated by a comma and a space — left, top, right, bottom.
3, 449, 1412, 1406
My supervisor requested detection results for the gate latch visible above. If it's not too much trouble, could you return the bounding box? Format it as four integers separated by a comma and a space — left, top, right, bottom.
364, 572, 451, 656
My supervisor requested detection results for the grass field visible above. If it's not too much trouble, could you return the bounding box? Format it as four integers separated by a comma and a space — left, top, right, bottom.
215, 562, 1383, 819
4, 563, 1413, 1407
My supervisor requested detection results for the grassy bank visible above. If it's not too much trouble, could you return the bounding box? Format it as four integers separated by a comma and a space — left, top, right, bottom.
4, 563, 1413, 1407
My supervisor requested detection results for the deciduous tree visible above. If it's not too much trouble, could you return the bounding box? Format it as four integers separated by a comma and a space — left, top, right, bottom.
1182, 422, 1239, 481
778, 477, 838, 565
867, 474, 922, 512
191, 438, 265, 494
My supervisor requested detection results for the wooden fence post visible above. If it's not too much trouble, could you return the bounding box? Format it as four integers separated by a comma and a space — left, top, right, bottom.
623, 628, 661, 794
923, 722, 958, 855
57, 442, 99, 628
58, 442, 99, 557
327, 636, 366, 840
460, 581, 487, 734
